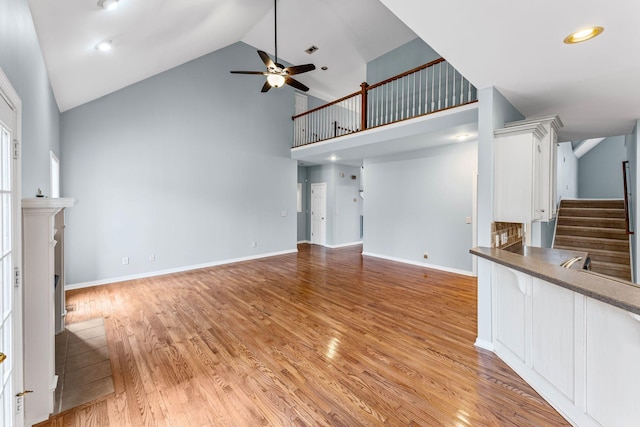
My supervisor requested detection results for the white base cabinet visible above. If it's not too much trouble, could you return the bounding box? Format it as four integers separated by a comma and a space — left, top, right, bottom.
22, 198, 74, 426
492, 263, 640, 427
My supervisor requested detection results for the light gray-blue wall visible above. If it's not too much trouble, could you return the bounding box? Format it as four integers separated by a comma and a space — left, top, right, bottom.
366, 38, 440, 84
307, 163, 361, 247
578, 135, 627, 198
557, 141, 579, 202
0, 0, 60, 197
363, 141, 477, 272
61, 42, 298, 285
297, 165, 309, 242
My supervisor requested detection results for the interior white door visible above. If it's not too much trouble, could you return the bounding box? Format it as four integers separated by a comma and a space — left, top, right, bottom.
0, 71, 23, 427
0, 89, 19, 426
311, 183, 326, 246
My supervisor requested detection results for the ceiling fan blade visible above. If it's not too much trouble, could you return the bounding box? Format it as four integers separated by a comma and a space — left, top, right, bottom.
257, 50, 276, 70
284, 63, 316, 76
261, 80, 272, 93
284, 77, 309, 92
230, 71, 269, 75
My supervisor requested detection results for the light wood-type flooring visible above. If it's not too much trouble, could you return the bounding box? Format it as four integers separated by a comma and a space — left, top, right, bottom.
37, 244, 569, 426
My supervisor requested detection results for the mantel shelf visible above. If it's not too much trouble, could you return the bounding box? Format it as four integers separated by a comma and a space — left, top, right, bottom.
22, 197, 75, 212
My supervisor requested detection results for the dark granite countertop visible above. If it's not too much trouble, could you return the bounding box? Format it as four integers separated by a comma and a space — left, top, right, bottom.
470, 246, 640, 315
508, 246, 589, 270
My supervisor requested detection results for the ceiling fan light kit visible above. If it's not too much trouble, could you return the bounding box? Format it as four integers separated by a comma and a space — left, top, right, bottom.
230, 0, 315, 92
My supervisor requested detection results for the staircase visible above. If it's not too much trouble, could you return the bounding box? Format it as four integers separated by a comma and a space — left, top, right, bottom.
553, 199, 632, 281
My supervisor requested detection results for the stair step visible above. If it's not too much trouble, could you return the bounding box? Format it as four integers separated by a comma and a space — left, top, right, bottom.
555, 246, 631, 264
554, 235, 629, 252
556, 216, 627, 229
558, 207, 625, 219
560, 199, 625, 209
555, 225, 628, 240
590, 260, 632, 281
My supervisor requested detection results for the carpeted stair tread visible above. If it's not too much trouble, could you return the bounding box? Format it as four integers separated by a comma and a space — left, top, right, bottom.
559, 199, 625, 209
557, 216, 627, 229
555, 225, 628, 240
558, 207, 625, 219
554, 235, 629, 252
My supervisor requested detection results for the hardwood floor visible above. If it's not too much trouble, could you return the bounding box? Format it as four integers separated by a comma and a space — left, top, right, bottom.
37, 244, 569, 426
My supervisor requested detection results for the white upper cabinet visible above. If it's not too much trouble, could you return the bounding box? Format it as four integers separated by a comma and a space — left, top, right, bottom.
493, 115, 563, 223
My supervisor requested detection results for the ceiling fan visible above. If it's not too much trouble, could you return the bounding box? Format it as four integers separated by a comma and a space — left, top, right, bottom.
230, 0, 315, 92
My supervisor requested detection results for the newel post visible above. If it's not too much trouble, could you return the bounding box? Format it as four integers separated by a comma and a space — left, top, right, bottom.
360, 82, 369, 131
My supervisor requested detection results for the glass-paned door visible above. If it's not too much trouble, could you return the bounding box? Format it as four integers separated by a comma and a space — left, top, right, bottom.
0, 100, 14, 426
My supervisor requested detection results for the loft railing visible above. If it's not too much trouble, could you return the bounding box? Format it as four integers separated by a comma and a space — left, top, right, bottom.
292, 57, 477, 148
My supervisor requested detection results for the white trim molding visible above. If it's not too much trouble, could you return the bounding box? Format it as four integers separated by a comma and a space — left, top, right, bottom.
325, 241, 363, 249
361, 251, 475, 277
66, 249, 298, 290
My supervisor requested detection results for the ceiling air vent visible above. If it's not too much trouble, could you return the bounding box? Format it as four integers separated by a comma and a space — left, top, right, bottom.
305, 46, 319, 54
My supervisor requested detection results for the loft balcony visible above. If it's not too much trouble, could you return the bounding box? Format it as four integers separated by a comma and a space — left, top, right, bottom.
291, 58, 479, 165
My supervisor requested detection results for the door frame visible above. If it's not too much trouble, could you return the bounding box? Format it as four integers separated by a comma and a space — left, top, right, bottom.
0, 67, 24, 427
310, 182, 327, 246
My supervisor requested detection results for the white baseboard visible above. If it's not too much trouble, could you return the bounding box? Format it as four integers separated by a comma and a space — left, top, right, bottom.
361, 251, 475, 277
66, 249, 298, 291
474, 338, 494, 352
325, 241, 363, 249
297, 240, 311, 244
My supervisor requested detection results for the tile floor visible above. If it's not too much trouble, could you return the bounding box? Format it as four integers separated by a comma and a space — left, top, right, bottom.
54, 317, 114, 413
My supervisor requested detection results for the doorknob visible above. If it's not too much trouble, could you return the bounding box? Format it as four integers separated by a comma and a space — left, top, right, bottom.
0, 352, 5, 364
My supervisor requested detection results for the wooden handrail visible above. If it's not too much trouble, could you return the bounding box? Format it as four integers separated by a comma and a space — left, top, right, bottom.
291, 57, 446, 121
622, 160, 634, 235
292, 89, 362, 120
367, 57, 446, 90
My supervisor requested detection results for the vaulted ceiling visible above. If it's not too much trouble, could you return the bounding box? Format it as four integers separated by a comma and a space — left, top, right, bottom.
28, 0, 640, 141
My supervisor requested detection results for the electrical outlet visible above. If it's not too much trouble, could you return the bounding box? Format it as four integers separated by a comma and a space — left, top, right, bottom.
252, 241, 257, 248
465, 216, 471, 224
149, 254, 155, 261
122, 257, 129, 265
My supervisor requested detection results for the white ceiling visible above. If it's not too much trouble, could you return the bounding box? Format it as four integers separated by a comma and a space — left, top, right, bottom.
28, 0, 640, 141
379, 0, 640, 141
27, 0, 416, 112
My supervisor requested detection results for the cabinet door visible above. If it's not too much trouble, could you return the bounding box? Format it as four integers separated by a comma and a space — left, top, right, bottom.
585, 297, 640, 426
493, 134, 535, 223
493, 264, 528, 362
531, 278, 575, 400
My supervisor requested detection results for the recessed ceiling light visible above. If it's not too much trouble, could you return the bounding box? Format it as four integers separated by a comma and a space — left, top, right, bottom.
455, 134, 470, 140
97, 0, 119, 11
95, 40, 113, 52
329, 155, 338, 161
563, 26, 604, 44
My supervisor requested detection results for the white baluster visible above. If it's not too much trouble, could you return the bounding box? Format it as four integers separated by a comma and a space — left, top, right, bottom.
452, 68, 456, 107
431, 66, 435, 112
445, 63, 449, 109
